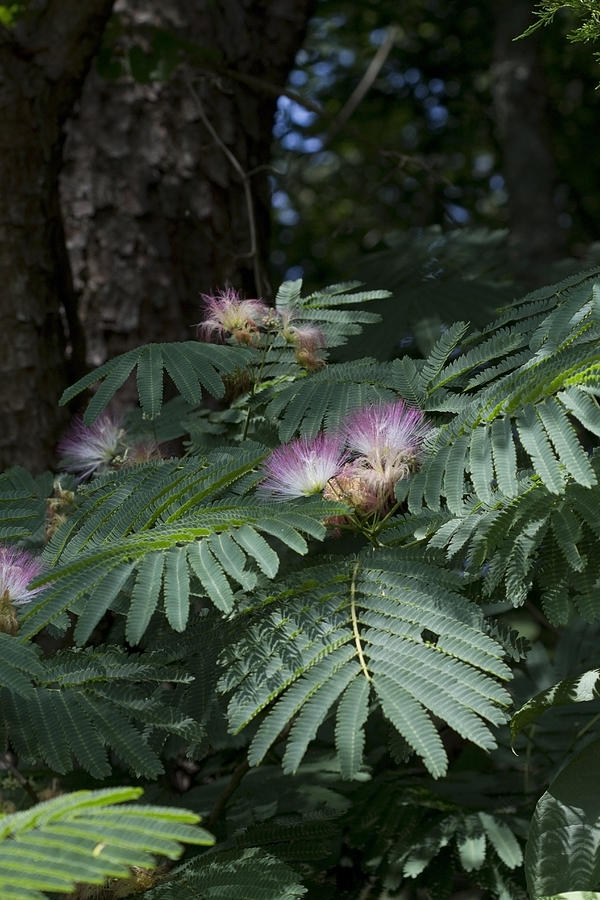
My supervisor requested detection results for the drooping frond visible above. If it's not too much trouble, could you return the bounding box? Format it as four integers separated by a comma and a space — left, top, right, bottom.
59, 341, 255, 423
1, 646, 201, 777
347, 773, 523, 898
0, 786, 212, 900
143, 847, 306, 899
219, 550, 511, 779
511, 668, 600, 740
20, 450, 347, 642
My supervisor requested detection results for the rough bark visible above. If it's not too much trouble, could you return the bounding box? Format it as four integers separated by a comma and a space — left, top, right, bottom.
61, 0, 314, 370
0, 1, 115, 472
491, 0, 566, 282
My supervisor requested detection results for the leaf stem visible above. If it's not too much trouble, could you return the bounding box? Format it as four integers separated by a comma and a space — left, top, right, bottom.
206, 759, 250, 829
350, 561, 371, 682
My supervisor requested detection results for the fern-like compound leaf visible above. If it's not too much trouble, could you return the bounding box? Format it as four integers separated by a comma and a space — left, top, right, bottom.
0, 787, 212, 900
60, 342, 254, 423
220, 552, 511, 778
143, 847, 306, 899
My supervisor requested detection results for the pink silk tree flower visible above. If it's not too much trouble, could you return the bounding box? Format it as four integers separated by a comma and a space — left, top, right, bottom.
278, 310, 327, 370
57, 414, 123, 481
342, 400, 430, 478
197, 287, 269, 345
323, 462, 383, 516
291, 323, 326, 353
0, 545, 44, 606
258, 434, 347, 499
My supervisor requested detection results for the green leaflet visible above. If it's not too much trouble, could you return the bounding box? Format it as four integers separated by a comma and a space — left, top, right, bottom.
478, 812, 522, 869
491, 415, 518, 497
335, 677, 370, 780
443, 432, 469, 513
516, 404, 566, 494
275, 277, 303, 309
375, 674, 447, 778
136, 342, 164, 418
188, 540, 235, 613
282, 660, 360, 774
73, 561, 135, 644
83, 350, 140, 423
418, 320, 469, 392
559, 387, 600, 438
538, 398, 596, 487
234, 524, 279, 577
164, 546, 191, 631
126, 550, 165, 645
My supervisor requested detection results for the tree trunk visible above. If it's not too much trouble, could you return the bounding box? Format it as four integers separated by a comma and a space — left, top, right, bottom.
0, 1, 115, 472
491, 0, 566, 282
61, 0, 314, 371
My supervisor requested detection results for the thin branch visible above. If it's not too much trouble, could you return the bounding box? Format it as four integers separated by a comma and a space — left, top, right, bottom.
206, 759, 250, 829
350, 561, 371, 682
220, 66, 323, 116
323, 25, 399, 146
185, 74, 266, 298
525, 599, 560, 635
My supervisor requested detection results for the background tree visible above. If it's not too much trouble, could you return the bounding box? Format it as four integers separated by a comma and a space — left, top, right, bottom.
0, 0, 115, 473
0, 0, 313, 471
61, 0, 314, 367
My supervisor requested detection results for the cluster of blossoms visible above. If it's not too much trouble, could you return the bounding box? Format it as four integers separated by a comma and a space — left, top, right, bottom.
57, 415, 161, 481
258, 400, 430, 521
196, 287, 326, 371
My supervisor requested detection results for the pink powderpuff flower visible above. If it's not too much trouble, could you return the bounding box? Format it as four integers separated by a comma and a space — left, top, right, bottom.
278, 310, 327, 369
258, 434, 347, 499
196, 287, 269, 345
122, 439, 163, 466
58, 414, 123, 480
343, 400, 430, 476
292, 324, 326, 354
0, 545, 44, 605
279, 311, 326, 352
323, 462, 383, 516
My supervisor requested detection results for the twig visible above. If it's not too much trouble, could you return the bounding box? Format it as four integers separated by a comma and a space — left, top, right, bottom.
0, 753, 39, 804
185, 74, 266, 298
324, 25, 399, 146
206, 759, 250, 829
220, 67, 323, 115
525, 599, 560, 635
